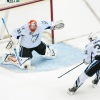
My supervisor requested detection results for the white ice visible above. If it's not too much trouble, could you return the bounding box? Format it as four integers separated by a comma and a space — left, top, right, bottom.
0, 0, 100, 100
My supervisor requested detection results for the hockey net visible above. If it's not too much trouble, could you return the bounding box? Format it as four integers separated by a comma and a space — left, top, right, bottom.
0, 0, 52, 44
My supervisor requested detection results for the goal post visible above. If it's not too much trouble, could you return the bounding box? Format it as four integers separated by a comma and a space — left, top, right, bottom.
50, 0, 54, 44
0, 0, 54, 43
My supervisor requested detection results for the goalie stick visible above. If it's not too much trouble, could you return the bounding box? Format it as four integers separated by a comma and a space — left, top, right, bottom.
1, 18, 14, 49
2, 18, 12, 41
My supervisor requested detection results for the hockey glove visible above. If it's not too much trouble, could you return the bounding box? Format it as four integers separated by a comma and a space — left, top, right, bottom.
6, 37, 18, 51
95, 55, 100, 61
83, 58, 90, 64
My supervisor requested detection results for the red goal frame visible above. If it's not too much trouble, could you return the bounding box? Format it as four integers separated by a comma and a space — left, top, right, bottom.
0, 0, 54, 44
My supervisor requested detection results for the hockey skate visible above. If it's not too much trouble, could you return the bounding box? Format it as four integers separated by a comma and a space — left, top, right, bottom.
92, 78, 99, 88
67, 86, 78, 95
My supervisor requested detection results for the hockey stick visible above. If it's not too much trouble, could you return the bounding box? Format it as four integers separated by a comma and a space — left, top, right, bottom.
1, 18, 12, 41
1, 18, 14, 49
58, 62, 84, 78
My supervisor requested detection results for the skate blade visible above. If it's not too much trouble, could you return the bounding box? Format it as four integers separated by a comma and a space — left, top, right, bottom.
92, 84, 97, 88
67, 90, 75, 95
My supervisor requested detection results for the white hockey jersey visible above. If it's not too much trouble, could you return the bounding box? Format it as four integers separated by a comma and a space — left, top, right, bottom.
84, 38, 100, 64
12, 21, 52, 48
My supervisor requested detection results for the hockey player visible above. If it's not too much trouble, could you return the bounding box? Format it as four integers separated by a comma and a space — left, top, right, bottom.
67, 32, 100, 95
2, 20, 64, 70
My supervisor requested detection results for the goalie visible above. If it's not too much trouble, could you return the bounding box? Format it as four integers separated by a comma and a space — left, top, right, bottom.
2, 20, 64, 69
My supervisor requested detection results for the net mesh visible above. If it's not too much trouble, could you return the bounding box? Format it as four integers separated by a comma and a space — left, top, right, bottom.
0, 0, 52, 43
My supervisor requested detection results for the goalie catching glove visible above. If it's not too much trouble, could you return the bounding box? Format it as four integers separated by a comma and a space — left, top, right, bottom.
51, 20, 64, 30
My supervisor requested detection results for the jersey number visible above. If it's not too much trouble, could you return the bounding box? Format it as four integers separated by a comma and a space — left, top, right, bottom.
31, 34, 39, 42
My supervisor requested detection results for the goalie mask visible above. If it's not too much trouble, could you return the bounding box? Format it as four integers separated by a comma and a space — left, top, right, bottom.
88, 32, 97, 41
28, 20, 37, 32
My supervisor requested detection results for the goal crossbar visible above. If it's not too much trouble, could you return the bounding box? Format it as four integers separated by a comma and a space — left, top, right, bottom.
0, 0, 44, 11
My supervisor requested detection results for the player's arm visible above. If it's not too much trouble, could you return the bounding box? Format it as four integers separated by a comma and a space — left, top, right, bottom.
51, 20, 64, 30
41, 20, 64, 30
93, 43, 100, 60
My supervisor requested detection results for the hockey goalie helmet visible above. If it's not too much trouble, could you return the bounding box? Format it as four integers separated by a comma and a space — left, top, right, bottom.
28, 20, 37, 32
88, 32, 97, 41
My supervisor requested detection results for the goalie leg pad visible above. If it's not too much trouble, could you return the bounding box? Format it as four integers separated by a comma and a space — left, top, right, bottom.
2, 53, 17, 63
19, 58, 34, 70
1, 54, 34, 70
43, 45, 57, 59
1, 53, 21, 68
